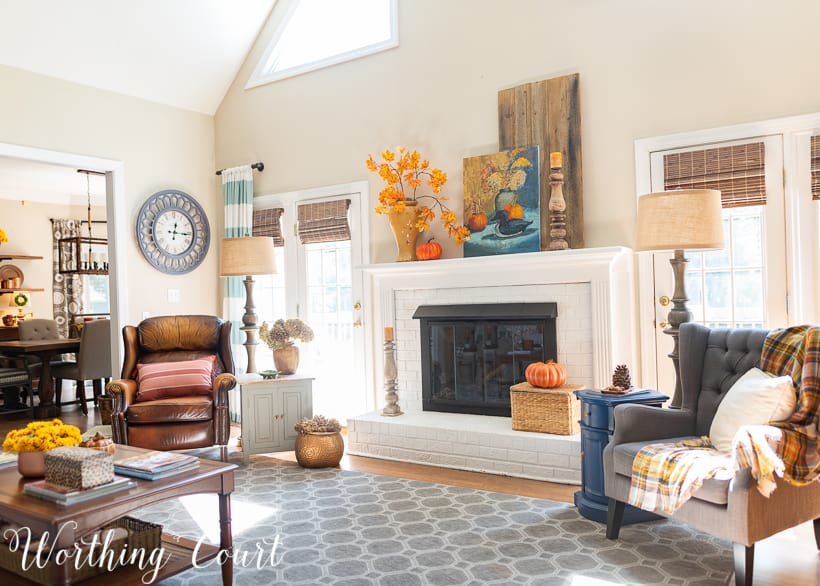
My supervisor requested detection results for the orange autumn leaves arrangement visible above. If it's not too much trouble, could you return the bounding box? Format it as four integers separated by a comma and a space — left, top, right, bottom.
367, 148, 470, 244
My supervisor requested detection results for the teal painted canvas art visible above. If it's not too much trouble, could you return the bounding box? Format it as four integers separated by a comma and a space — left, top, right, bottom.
462, 146, 541, 257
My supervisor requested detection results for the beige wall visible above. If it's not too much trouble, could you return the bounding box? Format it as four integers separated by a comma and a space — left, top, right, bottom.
0, 65, 218, 324
214, 0, 820, 262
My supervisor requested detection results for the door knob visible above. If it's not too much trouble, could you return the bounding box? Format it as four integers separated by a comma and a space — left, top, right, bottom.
353, 302, 362, 311
353, 319, 362, 328
659, 295, 671, 307
659, 320, 669, 329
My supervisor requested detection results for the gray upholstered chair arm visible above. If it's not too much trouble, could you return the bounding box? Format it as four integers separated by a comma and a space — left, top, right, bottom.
610, 404, 696, 445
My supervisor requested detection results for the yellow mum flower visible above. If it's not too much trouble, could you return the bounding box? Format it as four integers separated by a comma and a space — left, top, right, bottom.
3, 418, 82, 453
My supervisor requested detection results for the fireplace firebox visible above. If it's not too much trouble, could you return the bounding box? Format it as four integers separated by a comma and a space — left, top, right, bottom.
413, 303, 557, 417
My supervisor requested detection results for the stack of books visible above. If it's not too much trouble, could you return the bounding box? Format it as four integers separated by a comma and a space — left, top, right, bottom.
114, 451, 199, 480
0, 452, 18, 468
23, 476, 135, 506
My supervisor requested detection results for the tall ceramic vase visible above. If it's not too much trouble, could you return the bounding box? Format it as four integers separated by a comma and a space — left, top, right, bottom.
273, 345, 299, 375
387, 201, 420, 262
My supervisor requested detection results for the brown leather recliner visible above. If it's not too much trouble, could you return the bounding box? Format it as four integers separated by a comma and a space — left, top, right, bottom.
106, 315, 237, 458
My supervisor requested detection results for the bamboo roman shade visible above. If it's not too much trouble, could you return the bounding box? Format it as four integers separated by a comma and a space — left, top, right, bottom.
252, 208, 285, 247
811, 135, 820, 200
663, 142, 766, 208
297, 199, 352, 244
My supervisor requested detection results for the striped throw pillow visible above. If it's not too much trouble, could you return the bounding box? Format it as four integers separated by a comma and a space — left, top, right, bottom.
136, 356, 216, 402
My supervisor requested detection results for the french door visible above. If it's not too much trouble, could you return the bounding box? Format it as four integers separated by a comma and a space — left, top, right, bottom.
255, 185, 369, 423
647, 136, 788, 392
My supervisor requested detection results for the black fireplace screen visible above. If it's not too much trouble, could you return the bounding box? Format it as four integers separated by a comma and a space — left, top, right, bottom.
413, 303, 557, 417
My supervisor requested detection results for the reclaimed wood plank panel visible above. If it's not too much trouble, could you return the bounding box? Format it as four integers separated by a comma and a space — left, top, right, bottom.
499, 73, 584, 249
514, 84, 530, 147
498, 89, 515, 149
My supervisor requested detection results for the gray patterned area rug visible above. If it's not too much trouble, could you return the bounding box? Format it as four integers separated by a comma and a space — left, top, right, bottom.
135, 456, 732, 586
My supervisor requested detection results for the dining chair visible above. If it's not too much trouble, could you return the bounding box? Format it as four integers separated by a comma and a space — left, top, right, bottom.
51, 319, 112, 415
0, 367, 35, 412
16, 318, 74, 405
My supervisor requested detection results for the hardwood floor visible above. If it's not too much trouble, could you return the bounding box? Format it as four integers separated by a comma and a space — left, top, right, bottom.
0, 406, 816, 585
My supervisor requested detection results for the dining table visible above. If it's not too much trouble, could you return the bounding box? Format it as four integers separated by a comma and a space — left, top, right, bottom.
0, 338, 80, 418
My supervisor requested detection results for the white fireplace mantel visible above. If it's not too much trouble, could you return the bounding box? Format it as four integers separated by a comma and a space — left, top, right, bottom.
359, 246, 637, 411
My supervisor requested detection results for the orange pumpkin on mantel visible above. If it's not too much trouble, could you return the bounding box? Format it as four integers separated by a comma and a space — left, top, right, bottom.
416, 238, 443, 261
525, 361, 567, 388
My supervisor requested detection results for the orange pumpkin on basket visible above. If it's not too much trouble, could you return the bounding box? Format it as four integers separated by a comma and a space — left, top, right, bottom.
525, 361, 567, 388
416, 238, 442, 261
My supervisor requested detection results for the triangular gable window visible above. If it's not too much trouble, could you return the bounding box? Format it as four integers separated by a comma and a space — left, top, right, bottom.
247, 0, 398, 88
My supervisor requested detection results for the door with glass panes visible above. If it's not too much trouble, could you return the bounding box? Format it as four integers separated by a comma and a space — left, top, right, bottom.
648, 136, 788, 392
255, 192, 367, 423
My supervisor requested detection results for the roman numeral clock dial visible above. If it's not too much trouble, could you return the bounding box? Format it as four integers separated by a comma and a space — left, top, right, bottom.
136, 190, 210, 274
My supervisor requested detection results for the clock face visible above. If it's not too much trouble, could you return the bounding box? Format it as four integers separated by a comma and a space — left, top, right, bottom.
154, 209, 194, 255
136, 190, 210, 274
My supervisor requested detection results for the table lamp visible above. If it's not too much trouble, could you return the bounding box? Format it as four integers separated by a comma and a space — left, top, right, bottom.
219, 235, 277, 374
636, 189, 724, 408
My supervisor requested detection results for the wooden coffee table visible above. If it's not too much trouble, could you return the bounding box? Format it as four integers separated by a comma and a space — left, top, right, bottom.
0, 445, 237, 585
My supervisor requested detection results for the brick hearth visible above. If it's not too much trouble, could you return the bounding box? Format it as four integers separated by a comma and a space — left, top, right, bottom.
348, 246, 635, 484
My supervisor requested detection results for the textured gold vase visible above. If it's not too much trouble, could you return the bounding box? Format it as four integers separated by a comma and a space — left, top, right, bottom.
294, 432, 344, 468
387, 201, 420, 262
17, 451, 45, 478
273, 345, 299, 375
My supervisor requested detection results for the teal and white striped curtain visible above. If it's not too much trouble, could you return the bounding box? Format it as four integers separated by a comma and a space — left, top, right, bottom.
222, 165, 253, 378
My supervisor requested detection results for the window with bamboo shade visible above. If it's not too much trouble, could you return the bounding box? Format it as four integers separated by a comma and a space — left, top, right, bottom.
663, 142, 766, 208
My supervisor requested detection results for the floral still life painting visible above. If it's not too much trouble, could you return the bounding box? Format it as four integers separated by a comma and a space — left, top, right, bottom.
463, 146, 540, 257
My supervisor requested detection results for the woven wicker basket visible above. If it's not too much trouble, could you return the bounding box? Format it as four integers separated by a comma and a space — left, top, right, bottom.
510, 382, 584, 435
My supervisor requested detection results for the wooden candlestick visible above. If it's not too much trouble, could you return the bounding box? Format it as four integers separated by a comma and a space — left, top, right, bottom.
548, 158, 569, 250
381, 333, 403, 417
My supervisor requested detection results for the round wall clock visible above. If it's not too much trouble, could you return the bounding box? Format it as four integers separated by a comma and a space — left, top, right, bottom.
136, 189, 210, 274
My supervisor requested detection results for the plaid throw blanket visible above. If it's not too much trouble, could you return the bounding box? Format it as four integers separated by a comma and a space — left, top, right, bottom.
628, 325, 820, 514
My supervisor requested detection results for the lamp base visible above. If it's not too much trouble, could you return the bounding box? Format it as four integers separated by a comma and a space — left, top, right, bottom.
664, 249, 692, 409
242, 275, 259, 374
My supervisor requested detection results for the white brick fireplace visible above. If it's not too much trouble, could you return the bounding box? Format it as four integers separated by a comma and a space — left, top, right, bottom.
347, 246, 636, 484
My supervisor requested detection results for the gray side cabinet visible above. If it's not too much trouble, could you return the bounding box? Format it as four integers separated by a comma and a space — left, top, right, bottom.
238, 375, 314, 464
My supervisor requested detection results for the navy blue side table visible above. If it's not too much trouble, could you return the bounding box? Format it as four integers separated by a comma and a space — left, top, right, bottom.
573, 388, 668, 524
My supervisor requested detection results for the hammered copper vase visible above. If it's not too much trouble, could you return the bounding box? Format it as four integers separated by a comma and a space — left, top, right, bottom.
17, 451, 46, 478
387, 201, 420, 262
273, 345, 299, 375
294, 432, 345, 468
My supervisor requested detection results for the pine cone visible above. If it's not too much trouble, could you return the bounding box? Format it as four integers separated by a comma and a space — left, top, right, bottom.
612, 364, 631, 390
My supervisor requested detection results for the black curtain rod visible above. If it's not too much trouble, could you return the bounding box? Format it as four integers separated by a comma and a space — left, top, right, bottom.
215, 162, 264, 176
76, 169, 106, 176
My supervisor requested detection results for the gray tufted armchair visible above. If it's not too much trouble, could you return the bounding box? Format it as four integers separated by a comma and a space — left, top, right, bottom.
604, 322, 820, 586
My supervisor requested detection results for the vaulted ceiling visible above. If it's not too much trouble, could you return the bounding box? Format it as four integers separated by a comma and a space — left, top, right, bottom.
0, 0, 276, 115
0, 0, 276, 203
